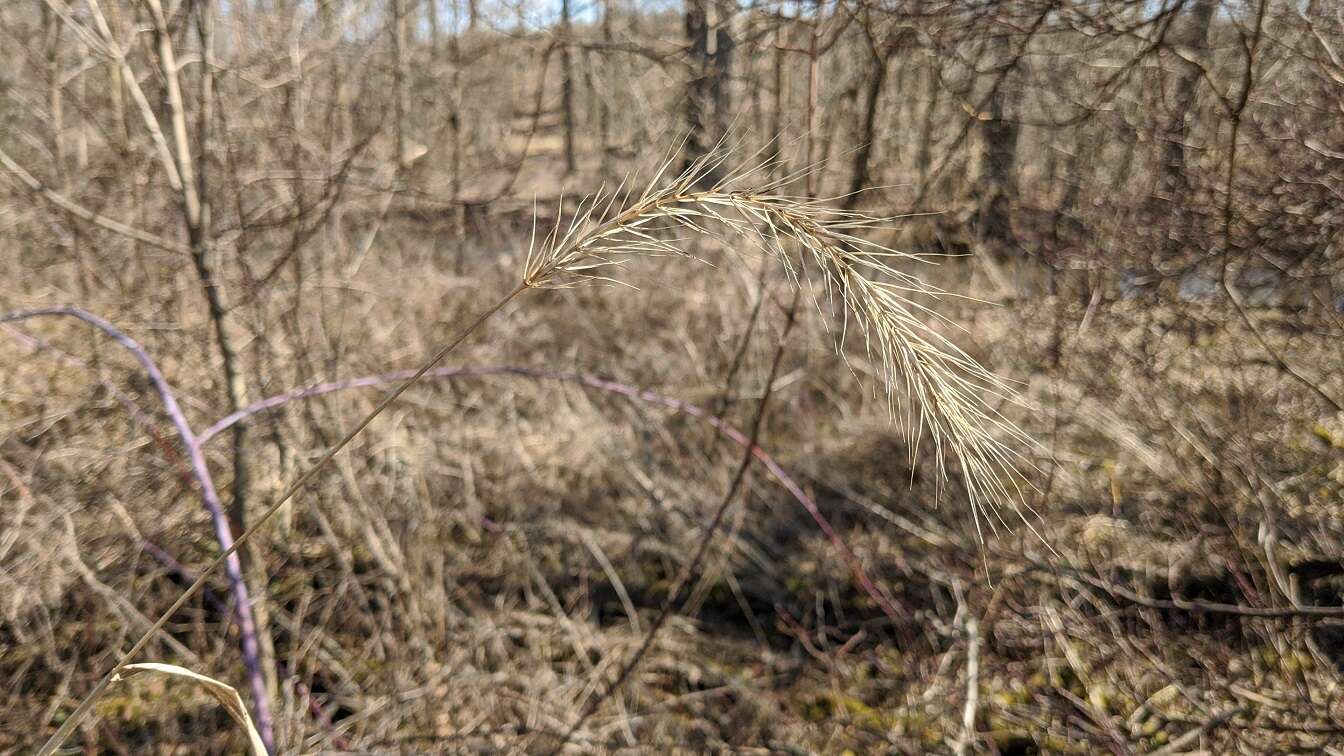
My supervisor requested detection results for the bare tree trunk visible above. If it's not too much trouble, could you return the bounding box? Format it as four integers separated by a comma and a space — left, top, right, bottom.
43, 6, 96, 296
805, 0, 820, 197
43, 9, 65, 173
202, 0, 283, 721
977, 30, 1020, 255
560, 0, 577, 173
318, 0, 336, 147
1160, 0, 1218, 260
599, 0, 614, 176
392, 0, 411, 169
684, 0, 734, 182
747, 14, 764, 149
768, 19, 787, 177
426, 0, 456, 240
450, 0, 466, 240
914, 57, 939, 197
141, 0, 275, 745
100, 2, 140, 294
845, 38, 891, 208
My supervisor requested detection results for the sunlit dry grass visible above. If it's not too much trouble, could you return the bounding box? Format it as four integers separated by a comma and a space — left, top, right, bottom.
21, 151, 1039, 755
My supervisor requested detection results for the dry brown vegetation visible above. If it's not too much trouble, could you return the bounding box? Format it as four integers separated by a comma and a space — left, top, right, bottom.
2, 0, 1344, 753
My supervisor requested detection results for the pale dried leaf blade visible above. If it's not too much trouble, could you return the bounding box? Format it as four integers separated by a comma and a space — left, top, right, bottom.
112, 662, 267, 756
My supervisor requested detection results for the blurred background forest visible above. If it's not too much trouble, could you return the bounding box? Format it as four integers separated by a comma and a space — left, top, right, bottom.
2, 0, 1344, 752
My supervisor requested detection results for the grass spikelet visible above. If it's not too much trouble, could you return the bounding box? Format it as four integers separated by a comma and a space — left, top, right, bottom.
525, 153, 1037, 537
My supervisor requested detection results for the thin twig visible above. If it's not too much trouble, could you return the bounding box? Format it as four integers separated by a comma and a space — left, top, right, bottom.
553, 286, 803, 752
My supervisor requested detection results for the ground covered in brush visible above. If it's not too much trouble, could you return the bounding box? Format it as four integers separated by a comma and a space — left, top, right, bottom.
3, 244, 1344, 753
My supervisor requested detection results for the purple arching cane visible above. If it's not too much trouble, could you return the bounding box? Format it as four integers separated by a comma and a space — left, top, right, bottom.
0, 307, 276, 754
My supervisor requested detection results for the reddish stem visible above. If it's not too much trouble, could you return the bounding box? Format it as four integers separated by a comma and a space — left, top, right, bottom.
202, 365, 902, 624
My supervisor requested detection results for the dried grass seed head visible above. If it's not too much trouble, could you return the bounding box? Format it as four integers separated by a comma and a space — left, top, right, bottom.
524, 153, 1040, 540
